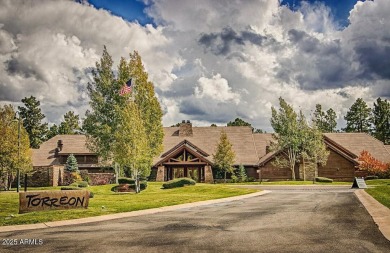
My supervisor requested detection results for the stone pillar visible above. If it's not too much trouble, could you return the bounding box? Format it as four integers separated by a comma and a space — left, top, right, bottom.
156, 166, 165, 182
204, 165, 213, 183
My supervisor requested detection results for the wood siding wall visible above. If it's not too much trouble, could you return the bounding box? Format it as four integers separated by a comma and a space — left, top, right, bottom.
260, 158, 292, 180
318, 149, 356, 181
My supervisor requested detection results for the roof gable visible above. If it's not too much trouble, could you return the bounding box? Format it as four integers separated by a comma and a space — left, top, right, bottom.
323, 133, 390, 163
154, 139, 212, 166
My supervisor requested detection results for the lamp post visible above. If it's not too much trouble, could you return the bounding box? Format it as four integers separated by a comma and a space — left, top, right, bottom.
12, 113, 21, 192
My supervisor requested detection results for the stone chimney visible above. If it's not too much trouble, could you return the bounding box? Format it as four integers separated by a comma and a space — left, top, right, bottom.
179, 120, 193, 137
57, 140, 63, 151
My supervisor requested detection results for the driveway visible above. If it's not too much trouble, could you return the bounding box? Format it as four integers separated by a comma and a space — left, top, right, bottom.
1, 187, 389, 252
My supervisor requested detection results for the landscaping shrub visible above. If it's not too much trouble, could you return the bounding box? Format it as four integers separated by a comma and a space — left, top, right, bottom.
365, 175, 379, 180
77, 181, 89, 188
162, 178, 196, 189
315, 177, 333, 183
118, 177, 135, 184
246, 177, 256, 182
111, 181, 147, 192
61, 186, 81, 190
70, 181, 89, 188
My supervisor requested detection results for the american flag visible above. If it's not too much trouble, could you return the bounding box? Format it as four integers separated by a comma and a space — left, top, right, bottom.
119, 79, 132, 96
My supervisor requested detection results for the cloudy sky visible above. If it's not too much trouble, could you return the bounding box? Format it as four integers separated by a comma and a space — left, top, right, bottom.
0, 0, 389, 132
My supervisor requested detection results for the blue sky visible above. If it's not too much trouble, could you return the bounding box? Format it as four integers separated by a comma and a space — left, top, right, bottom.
0, 0, 388, 130
88, 0, 362, 27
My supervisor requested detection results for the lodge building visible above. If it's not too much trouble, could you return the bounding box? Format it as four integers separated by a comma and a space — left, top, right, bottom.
27, 121, 390, 186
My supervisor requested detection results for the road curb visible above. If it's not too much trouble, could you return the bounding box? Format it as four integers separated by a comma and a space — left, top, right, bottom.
0, 190, 270, 233
354, 189, 390, 241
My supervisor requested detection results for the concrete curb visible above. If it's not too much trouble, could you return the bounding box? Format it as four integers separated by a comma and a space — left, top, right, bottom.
355, 189, 390, 241
0, 190, 270, 233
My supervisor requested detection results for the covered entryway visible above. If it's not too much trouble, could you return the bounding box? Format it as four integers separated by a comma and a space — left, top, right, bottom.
154, 140, 214, 183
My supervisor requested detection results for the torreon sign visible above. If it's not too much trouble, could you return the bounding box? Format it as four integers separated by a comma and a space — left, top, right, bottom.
19, 190, 90, 213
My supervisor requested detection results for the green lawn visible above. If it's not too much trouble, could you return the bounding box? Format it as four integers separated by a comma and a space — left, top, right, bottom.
0, 182, 257, 226
365, 179, 390, 209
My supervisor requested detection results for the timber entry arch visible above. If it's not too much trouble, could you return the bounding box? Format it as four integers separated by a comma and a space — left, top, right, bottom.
154, 140, 214, 183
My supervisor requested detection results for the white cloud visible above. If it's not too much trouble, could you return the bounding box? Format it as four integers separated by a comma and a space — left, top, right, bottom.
195, 74, 240, 104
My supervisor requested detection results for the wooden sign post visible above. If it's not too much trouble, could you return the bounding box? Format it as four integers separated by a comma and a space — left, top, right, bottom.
352, 177, 368, 189
19, 190, 89, 214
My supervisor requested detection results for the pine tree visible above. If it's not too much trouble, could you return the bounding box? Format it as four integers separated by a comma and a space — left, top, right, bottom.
83, 46, 125, 162
18, 96, 48, 148
372, 98, 390, 144
343, 98, 372, 133
325, 108, 337, 132
313, 104, 337, 132
65, 154, 79, 172
213, 131, 236, 183
238, 164, 247, 182
59, 111, 80, 135
47, 124, 59, 140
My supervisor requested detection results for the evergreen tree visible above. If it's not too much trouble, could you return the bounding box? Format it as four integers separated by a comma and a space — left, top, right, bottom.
0, 105, 32, 190
65, 154, 79, 172
237, 164, 247, 182
213, 131, 236, 183
343, 98, 372, 133
325, 108, 337, 132
313, 104, 327, 131
47, 124, 59, 139
114, 101, 149, 193
59, 111, 80, 135
18, 96, 48, 148
372, 98, 390, 144
83, 46, 124, 162
313, 104, 337, 132
227, 118, 252, 127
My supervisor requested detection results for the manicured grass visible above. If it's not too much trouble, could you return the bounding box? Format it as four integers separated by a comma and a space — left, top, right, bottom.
365, 179, 390, 209
0, 182, 257, 226
365, 179, 390, 186
366, 185, 390, 209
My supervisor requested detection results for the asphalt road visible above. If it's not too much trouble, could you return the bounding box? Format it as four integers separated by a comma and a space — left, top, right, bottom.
1, 187, 390, 253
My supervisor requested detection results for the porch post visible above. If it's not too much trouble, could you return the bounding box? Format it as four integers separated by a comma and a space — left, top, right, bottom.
156, 165, 165, 182
204, 165, 213, 183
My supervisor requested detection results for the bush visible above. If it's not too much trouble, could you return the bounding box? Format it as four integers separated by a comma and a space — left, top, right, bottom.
111, 181, 148, 192
162, 178, 196, 189
315, 177, 333, 183
118, 177, 135, 184
61, 186, 81, 190
365, 175, 379, 180
246, 177, 256, 182
77, 181, 89, 188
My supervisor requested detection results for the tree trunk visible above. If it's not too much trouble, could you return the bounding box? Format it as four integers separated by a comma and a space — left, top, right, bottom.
302, 157, 306, 181
224, 171, 227, 183
114, 163, 119, 185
